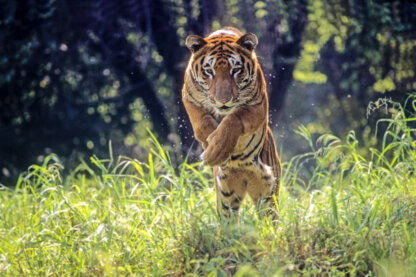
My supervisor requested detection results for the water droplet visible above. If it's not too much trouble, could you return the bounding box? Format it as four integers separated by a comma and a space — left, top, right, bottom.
102, 69, 110, 76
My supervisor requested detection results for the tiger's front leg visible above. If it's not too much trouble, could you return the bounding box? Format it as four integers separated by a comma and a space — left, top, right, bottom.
182, 97, 218, 149
201, 115, 242, 166
202, 101, 267, 166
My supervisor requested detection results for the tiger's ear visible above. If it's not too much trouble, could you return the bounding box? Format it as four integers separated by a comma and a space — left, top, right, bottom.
237, 33, 258, 51
186, 35, 207, 53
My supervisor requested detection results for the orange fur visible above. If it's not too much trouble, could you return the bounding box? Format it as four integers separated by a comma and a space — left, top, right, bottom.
182, 27, 281, 220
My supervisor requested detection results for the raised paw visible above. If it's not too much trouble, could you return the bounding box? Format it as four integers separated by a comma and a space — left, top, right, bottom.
201, 127, 239, 166
195, 115, 218, 149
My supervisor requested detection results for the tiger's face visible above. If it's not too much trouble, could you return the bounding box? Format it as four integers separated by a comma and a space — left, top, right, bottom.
185, 30, 259, 115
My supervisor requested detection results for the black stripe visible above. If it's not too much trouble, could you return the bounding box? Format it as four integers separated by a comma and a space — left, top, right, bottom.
240, 79, 253, 91
247, 81, 260, 99
248, 70, 262, 95
211, 43, 222, 50
236, 48, 251, 59
188, 90, 200, 103
209, 39, 221, 44
223, 44, 235, 50
233, 197, 242, 204
222, 203, 230, 210
239, 127, 266, 161
223, 49, 234, 55
246, 62, 252, 78
189, 76, 205, 93
263, 137, 271, 166
270, 142, 277, 172
220, 189, 234, 197
230, 133, 256, 161
262, 175, 272, 181
193, 51, 207, 63
221, 203, 239, 211
244, 87, 261, 104
231, 153, 243, 161
245, 134, 256, 148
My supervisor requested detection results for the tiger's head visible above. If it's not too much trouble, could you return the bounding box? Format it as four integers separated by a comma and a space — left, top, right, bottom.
185, 28, 259, 114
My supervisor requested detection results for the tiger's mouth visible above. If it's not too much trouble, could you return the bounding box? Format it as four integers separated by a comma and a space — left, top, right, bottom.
218, 105, 232, 111
215, 104, 235, 115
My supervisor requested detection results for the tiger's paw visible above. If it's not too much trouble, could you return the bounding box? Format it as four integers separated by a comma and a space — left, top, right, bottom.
200, 127, 238, 166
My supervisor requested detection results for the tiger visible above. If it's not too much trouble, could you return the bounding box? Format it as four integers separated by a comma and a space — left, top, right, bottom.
182, 27, 281, 220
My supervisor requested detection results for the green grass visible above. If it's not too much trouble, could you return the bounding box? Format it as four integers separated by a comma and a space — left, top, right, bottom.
1, 98, 416, 276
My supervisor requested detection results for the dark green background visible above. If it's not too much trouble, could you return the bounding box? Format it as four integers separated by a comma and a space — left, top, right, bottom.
1, 0, 415, 184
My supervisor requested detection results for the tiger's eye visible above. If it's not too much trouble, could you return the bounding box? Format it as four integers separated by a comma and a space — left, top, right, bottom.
232, 68, 241, 75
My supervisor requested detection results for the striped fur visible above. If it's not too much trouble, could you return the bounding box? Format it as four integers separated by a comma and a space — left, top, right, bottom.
182, 27, 281, 220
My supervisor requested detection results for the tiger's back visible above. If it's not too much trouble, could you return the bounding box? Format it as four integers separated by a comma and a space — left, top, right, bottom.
182, 27, 281, 220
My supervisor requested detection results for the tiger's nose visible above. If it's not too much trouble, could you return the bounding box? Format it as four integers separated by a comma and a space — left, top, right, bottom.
216, 97, 233, 105
218, 97, 230, 104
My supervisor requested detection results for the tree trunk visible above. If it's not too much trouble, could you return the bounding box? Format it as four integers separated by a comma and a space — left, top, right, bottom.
269, 0, 307, 125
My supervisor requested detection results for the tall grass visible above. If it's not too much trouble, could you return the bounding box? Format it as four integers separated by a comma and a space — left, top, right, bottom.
1, 96, 415, 276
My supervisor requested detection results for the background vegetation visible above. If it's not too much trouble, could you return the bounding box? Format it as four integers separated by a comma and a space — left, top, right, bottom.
1, 97, 415, 275
1, 1, 416, 275
1, 0, 415, 184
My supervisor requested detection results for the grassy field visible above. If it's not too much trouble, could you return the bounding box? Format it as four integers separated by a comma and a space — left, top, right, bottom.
1, 99, 416, 276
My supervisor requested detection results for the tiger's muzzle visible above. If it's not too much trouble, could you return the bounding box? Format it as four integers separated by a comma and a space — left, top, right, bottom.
210, 63, 239, 109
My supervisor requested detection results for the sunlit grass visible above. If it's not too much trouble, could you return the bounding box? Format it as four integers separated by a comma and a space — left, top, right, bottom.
1, 96, 416, 276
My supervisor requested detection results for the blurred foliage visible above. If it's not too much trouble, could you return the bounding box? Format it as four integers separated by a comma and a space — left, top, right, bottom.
0, 0, 415, 184
279, 0, 416, 161
297, 0, 416, 95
